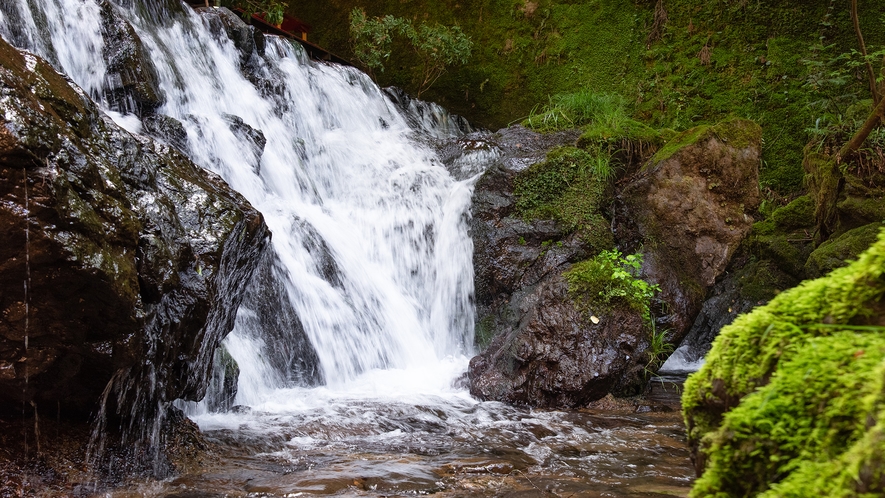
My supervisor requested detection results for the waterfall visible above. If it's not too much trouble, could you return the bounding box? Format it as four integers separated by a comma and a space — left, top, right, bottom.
0, 0, 485, 411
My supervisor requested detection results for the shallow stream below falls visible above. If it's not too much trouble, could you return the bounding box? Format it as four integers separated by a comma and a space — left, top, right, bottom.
115, 370, 695, 498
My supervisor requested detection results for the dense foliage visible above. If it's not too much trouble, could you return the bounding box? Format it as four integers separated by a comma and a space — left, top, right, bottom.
296, 0, 885, 197
348, 8, 472, 97
229, 0, 288, 25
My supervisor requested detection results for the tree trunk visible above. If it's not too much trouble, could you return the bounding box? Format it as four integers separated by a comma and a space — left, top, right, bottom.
851, 0, 880, 104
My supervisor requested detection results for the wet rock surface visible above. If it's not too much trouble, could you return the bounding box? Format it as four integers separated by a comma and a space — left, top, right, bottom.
469, 121, 762, 408
196, 6, 266, 71
469, 274, 649, 407
468, 126, 652, 407
0, 36, 269, 427
228, 250, 324, 389
99, 0, 164, 115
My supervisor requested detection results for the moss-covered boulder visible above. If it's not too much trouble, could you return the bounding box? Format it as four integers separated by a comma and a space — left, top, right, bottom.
616, 118, 762, 349
747, 195, 817, 279
683, 229, 885, 496
0, 34, 268, 436
805, 221, 885, 278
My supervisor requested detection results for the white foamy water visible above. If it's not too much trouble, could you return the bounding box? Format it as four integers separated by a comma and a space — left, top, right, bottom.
0, 0, 484, 410
660, 344, 705, 373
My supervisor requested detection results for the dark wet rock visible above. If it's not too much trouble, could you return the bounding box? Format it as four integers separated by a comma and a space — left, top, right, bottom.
142, 114, 189, 152
222, 113, 266, 175
468, 126, 647, 407
99, 0, 164, 115
468, 126, 584, 350
615, 118, 762, 348
469, 121, 761, 408
227, 249, 323, 388
0, 34, 269, 441
204, 345, 240, 412
672, 253, 784, 364
435, 133, 501, 181
196, 6, 265, 69
470, 274, 648, 407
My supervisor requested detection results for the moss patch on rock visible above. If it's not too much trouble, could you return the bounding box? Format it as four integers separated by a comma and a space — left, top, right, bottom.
805, 222, 885, 278
513, 146, 613, 248
683, 228, 885, 496
650, 118, 762, 167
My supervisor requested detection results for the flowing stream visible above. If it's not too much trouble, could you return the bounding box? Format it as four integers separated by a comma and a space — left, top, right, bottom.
0, 1, 695, 495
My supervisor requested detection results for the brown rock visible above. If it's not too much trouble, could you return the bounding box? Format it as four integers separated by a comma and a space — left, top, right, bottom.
616, 117, 761, 345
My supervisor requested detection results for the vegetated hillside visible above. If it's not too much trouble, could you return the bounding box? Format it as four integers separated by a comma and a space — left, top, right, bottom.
294, 0, 885, 196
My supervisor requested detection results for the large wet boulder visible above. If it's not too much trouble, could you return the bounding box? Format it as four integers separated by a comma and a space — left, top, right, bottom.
469, 273, 648, 407
468, 119, 761, 408
616, 118, 761, 348
468, 126, 652, 407
0, 37, 269, 425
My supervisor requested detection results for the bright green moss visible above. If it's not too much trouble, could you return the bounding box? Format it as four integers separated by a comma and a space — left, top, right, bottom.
649, 118, 762, 166
759, 375, 885, 497
684, 229, 885, 496
769, 195, 815, 232
691, 332, 885, 497
647, 125, 709, 165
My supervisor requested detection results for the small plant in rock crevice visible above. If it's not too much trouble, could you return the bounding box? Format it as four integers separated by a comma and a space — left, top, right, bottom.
645, 321, 674, 375
564, 249, 659, 325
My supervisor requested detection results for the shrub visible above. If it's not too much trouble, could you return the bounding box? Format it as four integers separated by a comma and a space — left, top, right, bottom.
349, 8, 472, 97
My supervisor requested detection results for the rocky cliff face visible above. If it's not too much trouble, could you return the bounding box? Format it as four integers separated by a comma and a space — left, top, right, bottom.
0, 34, 269, 431
468, 119, 761, 408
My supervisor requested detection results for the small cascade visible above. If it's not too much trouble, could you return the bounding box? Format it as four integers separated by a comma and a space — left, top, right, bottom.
0, 0, 486, 433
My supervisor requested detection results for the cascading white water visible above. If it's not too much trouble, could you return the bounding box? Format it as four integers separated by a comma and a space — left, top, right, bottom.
0, 0, 483, 407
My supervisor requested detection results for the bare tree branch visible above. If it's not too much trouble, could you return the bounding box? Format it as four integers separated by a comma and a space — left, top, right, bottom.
850, 0, 880, 104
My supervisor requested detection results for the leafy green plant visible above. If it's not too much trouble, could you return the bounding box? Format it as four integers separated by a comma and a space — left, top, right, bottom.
564, 250, 660, 324
233, 0, 289, 26
348, 8, 472, 97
